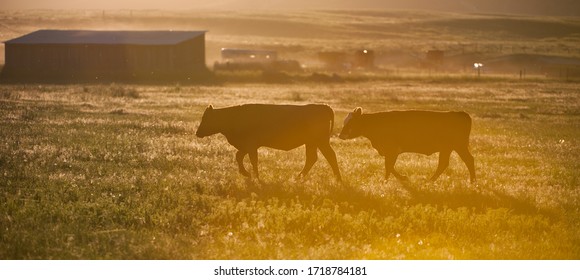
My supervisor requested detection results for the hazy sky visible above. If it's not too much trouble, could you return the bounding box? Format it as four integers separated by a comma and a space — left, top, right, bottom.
1, 0, 578, 16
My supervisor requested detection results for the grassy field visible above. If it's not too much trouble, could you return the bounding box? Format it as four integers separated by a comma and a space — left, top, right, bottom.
0, 77, 578, 259
0, 9, 579, 259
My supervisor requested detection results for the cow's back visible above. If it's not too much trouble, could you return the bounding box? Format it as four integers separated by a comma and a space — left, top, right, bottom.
233, 104, 332, 131
365, 110, 471, 154
224, 104, 334, 150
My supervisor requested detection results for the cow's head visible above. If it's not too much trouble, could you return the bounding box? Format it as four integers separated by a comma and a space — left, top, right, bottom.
339, 107, 363, 140
195, 105, 218, 138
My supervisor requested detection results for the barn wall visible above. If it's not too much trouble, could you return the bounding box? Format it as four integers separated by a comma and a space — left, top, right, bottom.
174, 35, 206, 72
3, 33, 207, 81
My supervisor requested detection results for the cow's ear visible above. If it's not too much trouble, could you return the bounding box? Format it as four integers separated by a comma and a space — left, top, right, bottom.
207, 104, 214, 111
354, 107, 362, 116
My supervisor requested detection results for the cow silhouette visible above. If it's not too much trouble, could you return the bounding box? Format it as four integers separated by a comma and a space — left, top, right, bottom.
339, 107, 475, 183
196, 104, 342, 181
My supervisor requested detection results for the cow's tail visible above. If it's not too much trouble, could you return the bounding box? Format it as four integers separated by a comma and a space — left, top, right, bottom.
330, 111, 335, 135
461, 111, 473, 146
327, 105, 335, 135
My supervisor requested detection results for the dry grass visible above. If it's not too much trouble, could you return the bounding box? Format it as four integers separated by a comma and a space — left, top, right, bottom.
0, 9, 579, 260
0, 79, 578, 259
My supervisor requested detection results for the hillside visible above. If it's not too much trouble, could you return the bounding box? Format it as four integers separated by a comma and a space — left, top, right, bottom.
1, 10, 579, 75
2, 0, 579, 16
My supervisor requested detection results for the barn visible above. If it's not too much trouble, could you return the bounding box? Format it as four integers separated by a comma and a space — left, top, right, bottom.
2, 29, 207, 81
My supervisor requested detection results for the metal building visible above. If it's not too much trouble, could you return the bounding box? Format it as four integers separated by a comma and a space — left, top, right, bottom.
2, 30, 207, 81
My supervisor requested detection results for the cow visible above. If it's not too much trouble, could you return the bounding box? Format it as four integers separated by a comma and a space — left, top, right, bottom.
339, 107, 475, 183
195, 104, 342, 181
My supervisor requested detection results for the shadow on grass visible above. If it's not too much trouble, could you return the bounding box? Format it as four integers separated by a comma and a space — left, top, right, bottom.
399, 182, 557, 217
223, 177, 401, 215
216, 175, 556, 219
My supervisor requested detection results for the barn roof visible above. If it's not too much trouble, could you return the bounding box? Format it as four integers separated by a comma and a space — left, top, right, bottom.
5, 30, 206, 45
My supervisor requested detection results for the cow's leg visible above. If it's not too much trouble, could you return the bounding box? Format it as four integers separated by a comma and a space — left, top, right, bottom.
385, 153, 408, 182
318, 142, 342, 181
429, 150, 451, 182
248, 149, 259, 179
235, 150, 250, 177
299, 144, 318, 178
456, 146, 476, 183
384, 153, 399, 182
391, 169, 408, 181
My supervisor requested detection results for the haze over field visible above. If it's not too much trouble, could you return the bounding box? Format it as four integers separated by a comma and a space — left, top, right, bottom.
1, 0, 579, 262
2, 0, 579, 16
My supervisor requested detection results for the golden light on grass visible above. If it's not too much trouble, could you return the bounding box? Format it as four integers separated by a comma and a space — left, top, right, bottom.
1, 79, 579, 259
0, 8, 579, 260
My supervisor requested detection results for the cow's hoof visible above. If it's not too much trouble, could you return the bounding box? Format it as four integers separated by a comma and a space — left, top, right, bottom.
295, 174, 307, 182
397, 176, 409, 182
